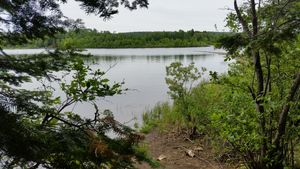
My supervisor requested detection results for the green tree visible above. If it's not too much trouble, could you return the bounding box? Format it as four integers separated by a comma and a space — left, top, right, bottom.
3, 29, 229, 49
0, 0, 153, 168
165, 62, 204, 137
217, 0, 300, 168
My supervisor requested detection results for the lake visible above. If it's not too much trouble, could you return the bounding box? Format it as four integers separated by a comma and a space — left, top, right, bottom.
4, 47, 229, 126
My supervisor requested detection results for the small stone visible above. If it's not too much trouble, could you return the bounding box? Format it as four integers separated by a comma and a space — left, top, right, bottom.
186, 149, 195, 157
157, 154, 167, 161
194, 146, 204, 151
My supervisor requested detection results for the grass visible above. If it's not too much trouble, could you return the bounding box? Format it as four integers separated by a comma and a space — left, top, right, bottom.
140, 102, 185, 134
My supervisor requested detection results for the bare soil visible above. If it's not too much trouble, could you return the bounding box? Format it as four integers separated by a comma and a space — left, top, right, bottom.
136, 129, 235, 169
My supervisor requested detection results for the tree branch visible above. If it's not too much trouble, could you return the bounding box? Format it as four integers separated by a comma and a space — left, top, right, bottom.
49, 114, 81, 128
251, 0, 258, 37
274, 72, 300, 148
264, 54, 271, 96
234, 0, 252, 37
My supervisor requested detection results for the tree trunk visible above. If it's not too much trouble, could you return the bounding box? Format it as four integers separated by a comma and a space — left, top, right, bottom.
268, 73, 300, 169
274, 73, 300, 147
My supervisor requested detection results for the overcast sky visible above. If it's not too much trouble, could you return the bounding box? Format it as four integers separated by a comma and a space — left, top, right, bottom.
61, 0, 233, 32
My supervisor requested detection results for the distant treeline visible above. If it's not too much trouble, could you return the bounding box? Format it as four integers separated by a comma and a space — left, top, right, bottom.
5, 29, 231, 49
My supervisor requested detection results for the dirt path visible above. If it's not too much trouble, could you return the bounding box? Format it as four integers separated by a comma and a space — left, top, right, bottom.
136, 129, 234, 169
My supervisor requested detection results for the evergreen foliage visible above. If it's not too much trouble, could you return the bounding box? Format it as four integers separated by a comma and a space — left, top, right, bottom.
4, 29, 229, 49
0, 0, 155, 168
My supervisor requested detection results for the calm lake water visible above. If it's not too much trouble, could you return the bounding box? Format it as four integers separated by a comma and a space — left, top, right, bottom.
4, 47, 228, 126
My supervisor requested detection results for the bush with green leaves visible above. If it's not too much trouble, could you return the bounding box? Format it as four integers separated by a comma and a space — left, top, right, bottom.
0, 53, 158, 168
214, 0, 300, 168
165, 62, 206, 136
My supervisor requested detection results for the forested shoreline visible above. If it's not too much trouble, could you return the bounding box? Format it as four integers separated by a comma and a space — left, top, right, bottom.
1, 0, 300, 168
4, 29, 230, 49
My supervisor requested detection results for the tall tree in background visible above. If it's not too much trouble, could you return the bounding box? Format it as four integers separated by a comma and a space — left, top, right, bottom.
219, 0, 299, 168
0, 0, 151, 168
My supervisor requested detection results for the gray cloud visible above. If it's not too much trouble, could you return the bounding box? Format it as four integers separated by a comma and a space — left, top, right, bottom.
61, 0, 233, 32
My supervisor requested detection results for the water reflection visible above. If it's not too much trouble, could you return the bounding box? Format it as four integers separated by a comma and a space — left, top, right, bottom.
4, 47, 228, 127
80, 53, 227, 127
84, 54, 213, 65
